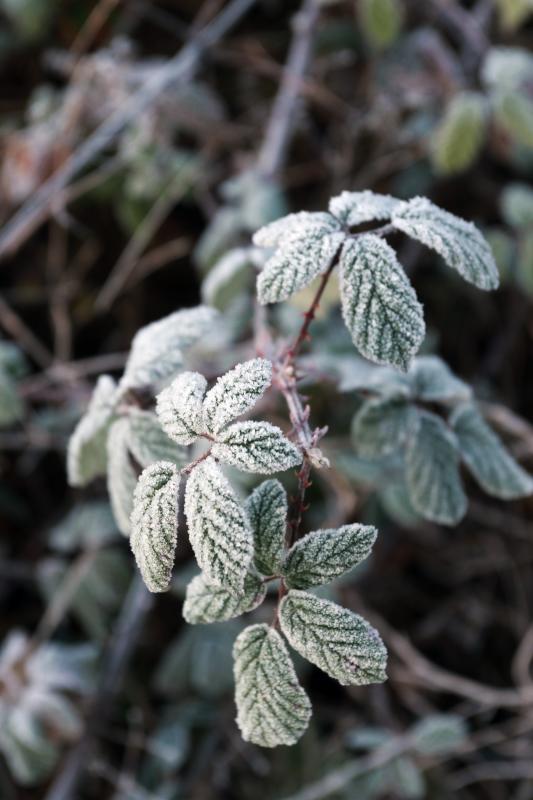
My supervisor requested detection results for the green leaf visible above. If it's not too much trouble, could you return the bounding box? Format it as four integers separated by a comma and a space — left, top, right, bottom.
328, 190, 400, 227
411, 714, 467, 755
245, 479, 287, 575
495, 0, 533, 33
212, 421, 301, 474
203, 358, 272, 435
184, 457, 253, 594
408, 356, 471, 403
156, 372, 207, 445
431, 92, 487, 176
254, 213, 344, 304
357, 0, 404, 50
127, 410, 189, 467
282, 524, 377, 589
494, 89, 533, 148
233, 623, 312, 747
183, 571, 266, 623
130, 461, 180, 592
279, 590, 387, 686
339, 235, 425, 371
67, 375, 116, 487
406, 411, 467, 525
120, 306, 218, 391
450, 403, 533, 498
352, 396, 418, 457
106, 418, 138, 535
392, 197, 499, 290
501, 183, 533, 229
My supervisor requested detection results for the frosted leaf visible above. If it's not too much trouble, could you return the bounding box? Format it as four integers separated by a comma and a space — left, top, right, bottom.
501, 183, 533, 229
253, 211, 335, 248
245, 480, 287, 575
339, 235, 425, 371
408, 356, 471, 403
183, 571, 266, 624
120, 306, 218, 391
106, 418, 138, 535
494, 89, 533, 148
156, 372, 207, 445
329, 190, 400, 227
255, 215, 344, 304
282, 524, 377, 589
212, 421, 301, 474
392, 197, 499, 291
432, 92, 487, 176
451, 403, 533, 499
127, 410, 189, 468
67, 375, 117, 487
130, 462, 180, 592
482, 46, 533, 91
233, 623, 312, 748
352, 396, 419, 458
201, 247, 258, 310
406, 411, 467, 525
411, 714, 467, 755
203, 358, 272, 435
184, 457, 253, 594
279, 591, 387, 686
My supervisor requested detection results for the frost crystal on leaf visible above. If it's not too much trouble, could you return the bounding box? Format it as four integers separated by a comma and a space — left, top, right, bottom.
253, 211, 335, 249
451, 404, 533, 499
120, 305, 218, 391
106, 418, 138, 535
255, 214, 344, 304
408, 356, 471, 403
203, 358, 272, 435
233, 623, 312, 748
183, 571, 266, 624
156, 372, 207, 445
282, 524, 377, 589
392, 197, 499, 290
280, 591, 387, 686
67, 375, 117, 487
130, 462, 180, 593
352, 396, 419, 458
127, 410, 189, 468
245, 479, 287, 575
339, 235, 425, 371
406, 411, 467, 525
212, 421, 301, 474
329, 190, 400, 226
184, 457, 253, 594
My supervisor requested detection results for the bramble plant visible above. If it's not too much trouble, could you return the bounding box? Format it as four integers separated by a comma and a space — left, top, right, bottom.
67, 190, 532, 748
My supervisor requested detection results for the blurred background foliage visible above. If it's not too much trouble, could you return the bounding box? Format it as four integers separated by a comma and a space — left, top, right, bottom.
1, 0, 533, 798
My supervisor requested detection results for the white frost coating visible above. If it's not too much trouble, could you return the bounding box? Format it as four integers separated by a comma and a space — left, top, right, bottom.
406, 410, 467, 525
183, 571, 266, 624
233, 623, 312, 748
352, 395, 418, 458
184, 457, 253, 594
451, 403, 533, 499
392, 197, 499, 290
282, 524, 377, 589
245, 479, 287, 575
279, 591, 387, 686
120, 305, 218, 391
130, 462, 180, 593
106, 418, 138, 536
212, 421, 301, 474
67, 375, 117, 487
203, 358, 272, 435
252, 211, 335, 248
256, 219, 344, 305
127, 410, 189, 468
408, 356, 471, 403
339, 235, 425, 371
329, 190, 400, 226
156, 372, 207, 445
